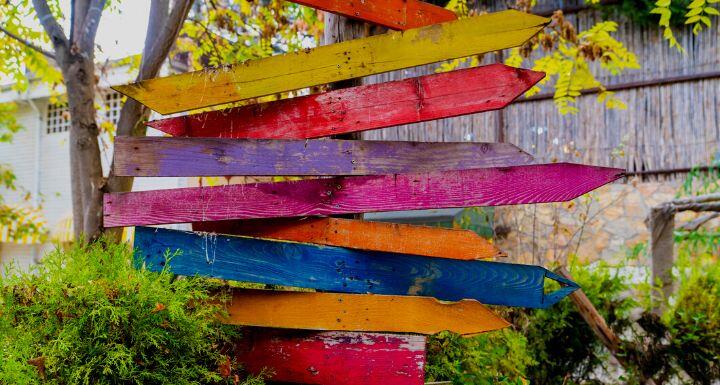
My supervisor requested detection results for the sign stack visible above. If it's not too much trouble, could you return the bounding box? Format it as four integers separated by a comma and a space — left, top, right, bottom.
107, 2, 624, 384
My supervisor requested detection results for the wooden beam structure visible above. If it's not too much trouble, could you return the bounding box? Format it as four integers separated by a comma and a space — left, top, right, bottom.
192, 217, 504, 260
236, 329, 427, 385
291, 0, 457, 30
147, 65, 545, 140
114, 138, 534, 177
222, 289, 509, 334
112, 11, 549, 114
105, 163, 624, 227
134, 227, 579, 308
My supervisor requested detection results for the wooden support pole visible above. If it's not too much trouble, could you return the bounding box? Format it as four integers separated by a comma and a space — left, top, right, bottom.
648, 205, 675, 313
645, 192, 720, 312
555, 267, 624, 362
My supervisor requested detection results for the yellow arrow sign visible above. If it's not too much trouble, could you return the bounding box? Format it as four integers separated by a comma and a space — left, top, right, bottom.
222, 289, 509, 336
113, 10, 548, 114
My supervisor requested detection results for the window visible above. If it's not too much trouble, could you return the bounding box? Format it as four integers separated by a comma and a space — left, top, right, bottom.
45, 103, 70, 134
102, 91, 122, 124
45, 91, 123, 134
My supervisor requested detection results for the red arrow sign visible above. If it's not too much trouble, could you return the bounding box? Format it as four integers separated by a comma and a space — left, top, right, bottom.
292, 0, 457, 30
147, 64, 544, 140
236, 328, 427, 385
103, 163, 624, 227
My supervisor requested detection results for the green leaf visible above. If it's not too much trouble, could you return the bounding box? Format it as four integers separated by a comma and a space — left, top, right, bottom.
700, 15, 712, 25
656, 0, 672, 7
688, 0, 706, 8
704, 6, 720, 14
686, 15, 702, 23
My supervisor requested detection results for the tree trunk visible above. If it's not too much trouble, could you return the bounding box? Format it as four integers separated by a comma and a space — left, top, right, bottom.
61, 54, 105, 240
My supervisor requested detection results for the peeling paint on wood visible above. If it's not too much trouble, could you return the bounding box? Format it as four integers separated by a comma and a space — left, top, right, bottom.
134, 226, 579, 308
112, 11, 549, 114
105, 163, 624, 227
192, 217, 504, 260
292, 0, 456, 30
147, 65, 545, 139
236, 328, 427, 385
113, 138, 534, 177
222, 289, 508, 334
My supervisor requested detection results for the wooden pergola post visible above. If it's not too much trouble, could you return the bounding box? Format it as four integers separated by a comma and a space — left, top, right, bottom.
646, 193, 720, 312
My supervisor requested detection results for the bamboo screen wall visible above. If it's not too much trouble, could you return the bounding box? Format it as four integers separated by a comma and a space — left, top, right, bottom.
362, 0, 720, 179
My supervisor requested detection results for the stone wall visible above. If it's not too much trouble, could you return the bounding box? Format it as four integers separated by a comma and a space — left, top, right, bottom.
493, 178, 708, 265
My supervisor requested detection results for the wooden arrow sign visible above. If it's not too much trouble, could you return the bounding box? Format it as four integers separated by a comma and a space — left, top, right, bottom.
112, 11, 549, 114
134, 226, 578, 308
147, 65, 545, 140
113, 138, 533, 177
236, 329, 427, 385
222, 289, 509, 334
105, 163, 624, 227
193, 217, 504, 260
292, 0, 457, 30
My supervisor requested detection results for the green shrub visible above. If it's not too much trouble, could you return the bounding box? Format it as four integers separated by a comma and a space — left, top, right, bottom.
425, 328, 533, 385
662, 242, 720, 384
0, 240, 263, 385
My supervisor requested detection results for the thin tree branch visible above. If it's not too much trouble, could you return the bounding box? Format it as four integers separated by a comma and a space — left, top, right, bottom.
138, 0, 193, 79
31, 0, 69, 48
78, 0, 106, 53
143, 0, 169, 61
104, 0, 192, 239
678, 212, 720, 231
70, 0, 90, 46
0, 25, 55, 59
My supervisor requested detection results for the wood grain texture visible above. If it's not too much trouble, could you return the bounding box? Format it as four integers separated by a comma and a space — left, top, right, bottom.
105, 163, 625, 227
134, 226, 579, 308
112, 11, 549, 114
292, 0, 456, 30
222, 289, 508, 334
236, 328, 427, 385
192, 217, 504, 260
146, 65, 545, 140
113, 138, 534, 177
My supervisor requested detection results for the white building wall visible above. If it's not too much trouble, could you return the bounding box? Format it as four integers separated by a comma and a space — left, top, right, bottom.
1, 98, 187, 268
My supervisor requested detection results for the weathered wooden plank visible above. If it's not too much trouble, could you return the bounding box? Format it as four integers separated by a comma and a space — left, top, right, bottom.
134, 226, 579, 308
147, 64, 545, 140
105, 163, 624, 227
112, 11, 549, 114
192, 217, 504, 260
113, 138, 534, 177
292, 0, 456, 30
236, 328, 427, 385
222, 289, 508, 334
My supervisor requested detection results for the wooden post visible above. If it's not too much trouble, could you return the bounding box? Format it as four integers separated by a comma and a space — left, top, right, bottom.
494, 51, 506, 143
647, 204, 675, 313
555, 267, 624, 362
323, 12, 370, 219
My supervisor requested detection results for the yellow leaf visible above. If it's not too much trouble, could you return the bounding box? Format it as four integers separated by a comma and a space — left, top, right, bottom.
704, 6, 720, 14
240, 0, 252, 15
685, 7, 704, 16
